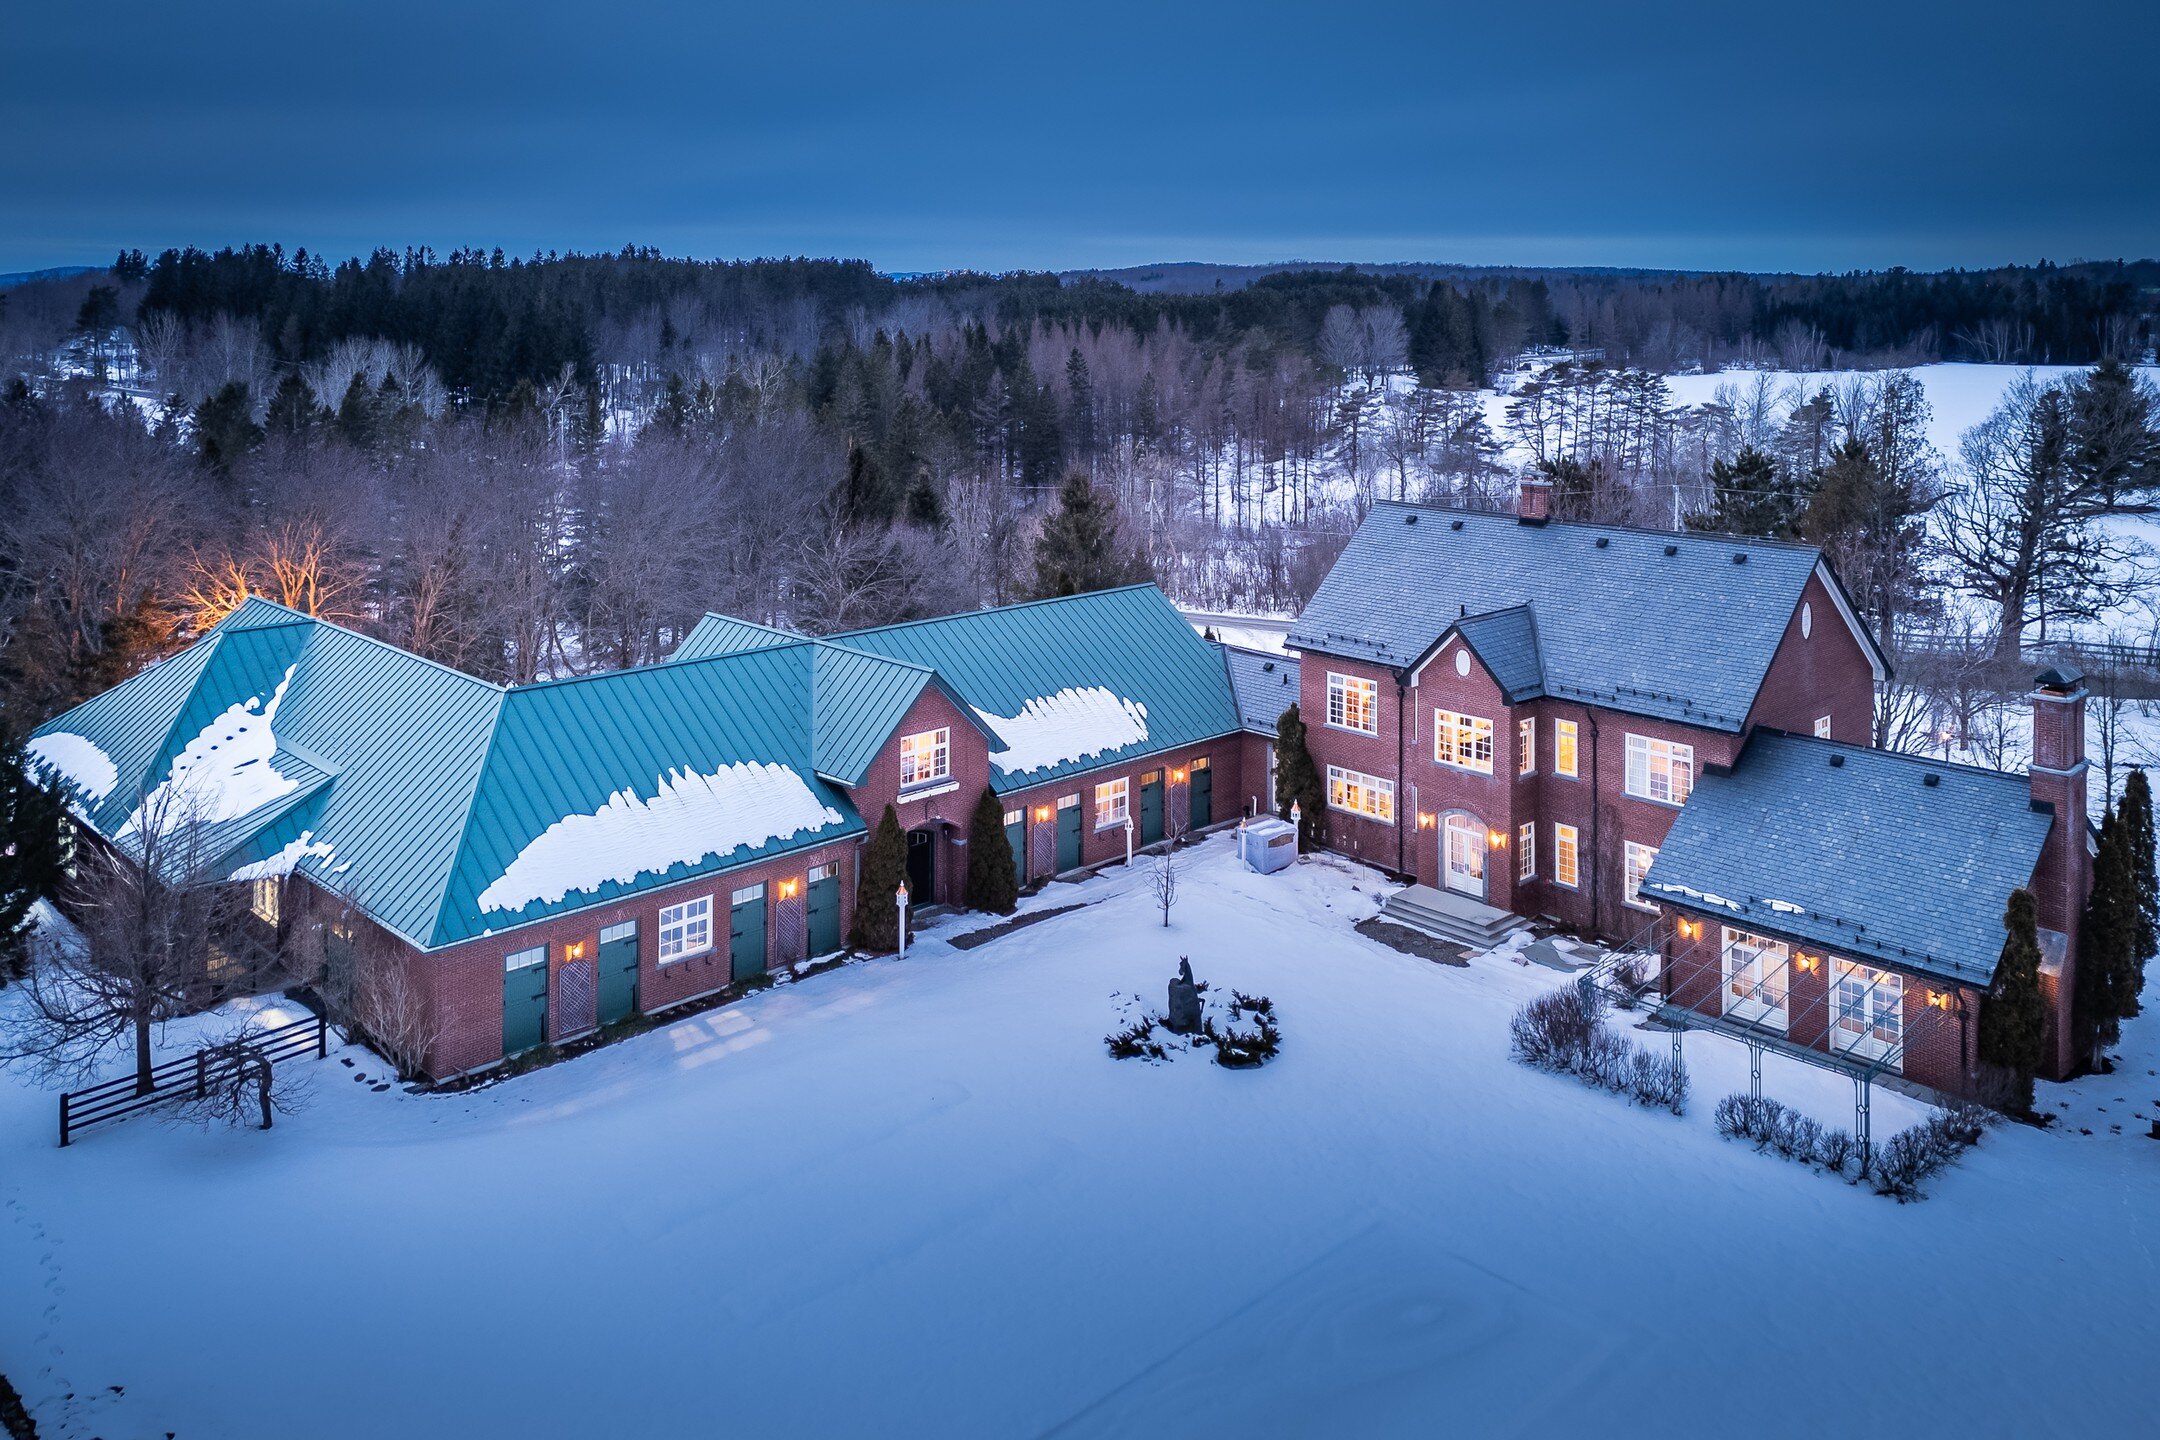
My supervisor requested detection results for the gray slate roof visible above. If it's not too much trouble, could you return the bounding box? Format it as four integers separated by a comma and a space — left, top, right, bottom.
1219, 645, 1300, 735
1641, 732, 2055, 986
1451, 606, 1545, 702
1288, 502, 1863, 730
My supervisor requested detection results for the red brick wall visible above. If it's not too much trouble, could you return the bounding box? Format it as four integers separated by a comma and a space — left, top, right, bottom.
1000, 734, 1246, 878
1744, 568, 1879, 745
1236, 732, 1274, 819
845, 687, 995, 908
1297, 654, 1408, 871
2029, 682, 2090, 1079
1401, 636, 1522, 909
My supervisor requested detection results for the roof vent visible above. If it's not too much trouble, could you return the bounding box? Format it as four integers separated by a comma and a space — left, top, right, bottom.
1923, 773, 1940, 787
1261, 661, 1275, 673
1450, 519, 1464, 531
1732, 552, 1748, 564
1595, 537, 1610, 549
1829, 754, 1844, 768
1405, 513, 1418, 525
1664, 544, 1678, 557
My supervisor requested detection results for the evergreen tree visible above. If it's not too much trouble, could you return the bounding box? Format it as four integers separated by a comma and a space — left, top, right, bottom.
2075, 807, 2142, 1062
1064, 348, 1096, 469
0, 732, 70, 984
965, 786, 1019, 915
1030, 470, 1152, 598
1274, 704, 1325, 851
1686, 446, 1813, 539
193, 381, 262, 472
1978, 888, 2048, 1112
850, 805, 911, 952
2122, 768, 2157, 969
266, 371, 322, 435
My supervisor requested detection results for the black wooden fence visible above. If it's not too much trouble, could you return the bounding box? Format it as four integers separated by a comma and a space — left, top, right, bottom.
58, 1012, 328, 1146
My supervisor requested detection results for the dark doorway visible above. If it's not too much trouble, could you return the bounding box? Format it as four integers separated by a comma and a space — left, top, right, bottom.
907, 827, 938, 903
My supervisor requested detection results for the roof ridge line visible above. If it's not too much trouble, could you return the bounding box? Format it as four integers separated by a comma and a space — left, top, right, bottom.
421, 687, 512, 950
832, 584, 1164, 639
1367, 498, 1825, 556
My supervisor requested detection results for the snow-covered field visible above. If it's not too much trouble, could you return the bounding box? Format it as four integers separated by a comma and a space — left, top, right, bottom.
4, 836, 2157, 1438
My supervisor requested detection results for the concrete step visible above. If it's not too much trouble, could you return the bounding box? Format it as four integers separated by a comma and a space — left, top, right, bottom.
1378, 884, 1528, 951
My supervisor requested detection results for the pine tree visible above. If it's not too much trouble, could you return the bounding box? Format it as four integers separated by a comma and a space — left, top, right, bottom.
0, 732, 70, 984
1030, 470, 1152, 598
850, 805, 911, 952
193, 381, 262, 472
1686, 446, 1813, 539
1978, 888, 2048, 1113
335, 371, 379, 450
965, 786, 1018, 915
1274, 704, 1325, 851
266, 372, 321, 435
2122, 768, 2157, 970
2075, 807, 2141, 1062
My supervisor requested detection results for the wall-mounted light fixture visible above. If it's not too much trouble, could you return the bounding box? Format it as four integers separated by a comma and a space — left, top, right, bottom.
1486, 828, 1507, 848
565, 940, 587, 961
1034, 805, 1051, 822
1416, 812, 1436, 830
779, 878, 801, 900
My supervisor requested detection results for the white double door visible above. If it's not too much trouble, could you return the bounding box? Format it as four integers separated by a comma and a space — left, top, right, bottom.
1442, 815, 1487, 898
1721, 927, 1790, 1030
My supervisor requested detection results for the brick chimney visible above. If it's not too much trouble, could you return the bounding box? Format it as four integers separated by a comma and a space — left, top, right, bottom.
1517, 478, 1552, 526
2028, 665, 2090, 1078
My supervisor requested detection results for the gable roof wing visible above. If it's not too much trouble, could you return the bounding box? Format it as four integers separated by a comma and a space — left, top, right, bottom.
671, 613, 805, 661
1219, 644, 1300, 736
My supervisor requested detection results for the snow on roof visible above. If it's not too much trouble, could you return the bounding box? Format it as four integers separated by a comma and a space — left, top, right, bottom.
117, 665, 301, 841
25, 731, 118, 806
227, 831, 336, 883
477, 760, 846, 914
972, 687, 1149, 777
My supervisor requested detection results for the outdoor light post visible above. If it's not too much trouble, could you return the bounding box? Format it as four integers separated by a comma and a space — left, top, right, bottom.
1289, 800, 1303, 856
1124, 815, 1134, 865
896, 883, 909, 960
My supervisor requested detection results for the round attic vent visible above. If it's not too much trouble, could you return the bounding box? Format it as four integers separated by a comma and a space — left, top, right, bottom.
1455, 649, 1471, 677
1801, 601, 1813, 638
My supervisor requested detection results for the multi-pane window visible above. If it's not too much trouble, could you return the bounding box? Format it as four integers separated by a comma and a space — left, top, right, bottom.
505, 944, 547, 973
809, 861, 840, 883
1326, 764, 1395, 823
1721, 927, 1790, 1030
600, 920, 637, 944
1327, 673, 1378, 734
1433, 711, 1495, 773
1002, 808, 1023, 828
658, 895, 713, 963
1518, 822, 1535, 881
1815, 715, 1833, 739
1518, 717, 1536, 775
1553, 824, 1580, 888
1554, 720, 1579, 779
899, 728, 951, 789
250, 876, 281, 927
1624, 734, 1695, 805
1623, 841, 1658, 910
731, 882, 764, 908
1095, 777, 1130, 830
1830, 961, 1903, 1064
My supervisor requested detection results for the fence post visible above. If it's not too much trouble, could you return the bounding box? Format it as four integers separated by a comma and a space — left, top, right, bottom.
196, 1050, 208, 1098
316, 1013, 328, 1059
59, 1092, 70, 1148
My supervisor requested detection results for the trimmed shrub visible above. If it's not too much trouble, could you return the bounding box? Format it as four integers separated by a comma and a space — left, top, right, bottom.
1509, 987, 1604, 1071
1510, 986, 1687, 1114
1105, 1017, 1166, 1061
1206, 992, 1282, 1069
1812, 1127, 1856, 1174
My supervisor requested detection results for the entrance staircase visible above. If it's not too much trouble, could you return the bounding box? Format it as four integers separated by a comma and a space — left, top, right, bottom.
1376, 884, 1527, 952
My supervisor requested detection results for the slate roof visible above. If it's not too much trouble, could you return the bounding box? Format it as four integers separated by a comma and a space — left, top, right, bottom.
1449, 606, 1545, 703
1220, 645, 1300, 736
1288, 502, 1883, 731
1640, 732, 2055, 986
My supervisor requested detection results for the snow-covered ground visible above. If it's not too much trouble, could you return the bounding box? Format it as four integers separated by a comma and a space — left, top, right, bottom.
3, 836, 2157, 1438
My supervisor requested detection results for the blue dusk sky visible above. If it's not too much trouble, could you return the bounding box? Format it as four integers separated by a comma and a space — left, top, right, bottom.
3, 0, 2153, 275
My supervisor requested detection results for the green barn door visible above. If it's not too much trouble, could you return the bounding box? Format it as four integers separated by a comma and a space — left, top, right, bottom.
1004, 808, 1026, 880
1139, 770, 1165, 845
503, 945, 549, 1055
1056, 796, 1083, 873
729, 883, 767, 982
1189, 757, 1214, 829
806, 863, 842, 957
597, 921, 638, 1025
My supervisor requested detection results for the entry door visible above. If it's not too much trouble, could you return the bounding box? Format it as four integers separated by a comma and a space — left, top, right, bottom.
502, 945, 548, 1055
597, 921, 638, 1025
1188, 757, 1213, 829
729, 883, 767, 982
1442, 816, 1487, 898
1721, 927, 1790, 1031
1056, 797, 1083, 872
1139, 770, 1165, 845
906, 828, 937, 903
806, 863, 842, 957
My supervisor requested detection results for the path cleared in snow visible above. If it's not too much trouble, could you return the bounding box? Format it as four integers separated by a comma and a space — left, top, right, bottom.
2, 837, 2155, 1438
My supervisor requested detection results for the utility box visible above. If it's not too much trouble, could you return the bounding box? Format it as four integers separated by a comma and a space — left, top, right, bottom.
1237, 817, 1298, 875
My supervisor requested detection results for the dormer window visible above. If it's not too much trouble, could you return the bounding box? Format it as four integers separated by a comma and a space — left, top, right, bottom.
899, 728, 950, 790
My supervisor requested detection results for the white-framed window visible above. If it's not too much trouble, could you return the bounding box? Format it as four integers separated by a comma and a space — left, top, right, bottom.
505, 944, 547, 973
730, 882, 764, 907
899, 727, 950, 789
1555, 720, 1579, 779
1623, 841, 1658, 910
1434, 710, 1495, 773
809, 861, 840, 883
1190, 755, 1210, 773
1518, 822, 1535, 881
1721, 927, 1790, 1030
1624, 734, 1694, 805
1326, 764, 1395, 823
1326, 672, 1378, 734
1830, 960, 1903, 1065
657, 895, 713, 963
249, 876, 280, 927
1517, 717, 1536, 775
1001, 808, 1023, 828
1095, 777, 1130, 830
1554, 824, 1580, 888
1266, 743, 1278, 813
1815, 715, 1832, 739
1057, 793, 1079, 810
600, 920, 637, 944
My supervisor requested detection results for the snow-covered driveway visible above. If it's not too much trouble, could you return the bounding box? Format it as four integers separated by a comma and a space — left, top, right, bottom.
3, 835, 2155, 1438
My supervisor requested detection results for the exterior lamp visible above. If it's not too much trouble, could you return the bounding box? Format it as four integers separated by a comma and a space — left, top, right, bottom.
896, 883, 910, 961
1123, 814, 1135, 865
1417, 812, 1436, 830
1794, 953, 1817, 975
1034, 805, 1051, 823
565, 940, 587, 961
1487, 828, 1506, 848
779, 878, 800, 900
1172, 768, 1187, 783
1927, 989, 1947, 1010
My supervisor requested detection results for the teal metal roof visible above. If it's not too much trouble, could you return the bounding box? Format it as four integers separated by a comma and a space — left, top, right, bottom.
808, 643, 936, 786
831, 586, 1242, 792
672, 613, 804, 660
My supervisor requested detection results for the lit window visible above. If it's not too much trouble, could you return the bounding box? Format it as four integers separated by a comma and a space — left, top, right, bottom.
1554, 824, 1580, 888
1555, 720, 1579, 779
1326, 764, 1395, 823
1433, 711, 1495, 773
1517, 717, 1536, 775
1815, 715, 1832, 739
1094, 778, 1130, 830
731, 882, 765, 907
1830, 960, 1903, 1065
250, 876, 281, 927
808, 862, 839, 883
1721, 927, 1790, 1030
1624, 734, 1694, 805
505, 944, 547, 973
1002, 808, 1023, 827
1518, 822, 1535, 881
1326, 673, 1378, 734
899, 728, 951, 789
657, 895, 713, 963
1623, 841, 1658, 910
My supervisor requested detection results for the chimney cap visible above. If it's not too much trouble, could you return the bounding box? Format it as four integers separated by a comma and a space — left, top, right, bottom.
2034, 663, 2086, 691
